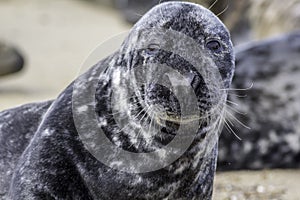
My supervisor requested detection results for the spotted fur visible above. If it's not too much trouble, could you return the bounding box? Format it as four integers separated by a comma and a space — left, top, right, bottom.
0, 2, 234, 199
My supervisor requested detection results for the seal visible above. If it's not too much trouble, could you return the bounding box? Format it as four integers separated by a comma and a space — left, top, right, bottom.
0, 2, 234, 199
218, 31, 300, 170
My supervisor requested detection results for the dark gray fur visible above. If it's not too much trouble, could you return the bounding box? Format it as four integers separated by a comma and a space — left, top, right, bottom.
218, 31, 300, 170
0, 2, 234, 199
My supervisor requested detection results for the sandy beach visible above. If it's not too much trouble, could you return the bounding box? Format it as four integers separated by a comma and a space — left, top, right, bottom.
1, 0, 299, 199
0, 0, 130, 110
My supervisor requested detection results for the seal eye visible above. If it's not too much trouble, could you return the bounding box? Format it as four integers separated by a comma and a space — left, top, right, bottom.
206, 40, 221, 52
145, 43, 160, 55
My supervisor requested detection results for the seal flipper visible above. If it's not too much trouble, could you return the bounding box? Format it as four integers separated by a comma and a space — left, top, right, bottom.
8, 85, 94, 199
9, 143, 94, 200
0, 101, 52, 199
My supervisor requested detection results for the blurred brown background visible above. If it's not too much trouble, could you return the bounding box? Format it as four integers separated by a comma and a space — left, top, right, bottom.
0, 0, 130, 110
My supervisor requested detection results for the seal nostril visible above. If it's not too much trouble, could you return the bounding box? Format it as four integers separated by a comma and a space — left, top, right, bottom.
191, 74, 206, 96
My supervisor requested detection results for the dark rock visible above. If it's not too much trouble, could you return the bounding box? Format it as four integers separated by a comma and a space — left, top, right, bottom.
0, 42, 24, 77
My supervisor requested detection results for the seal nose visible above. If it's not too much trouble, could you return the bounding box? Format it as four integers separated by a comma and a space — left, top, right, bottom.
189, 73, 207, 97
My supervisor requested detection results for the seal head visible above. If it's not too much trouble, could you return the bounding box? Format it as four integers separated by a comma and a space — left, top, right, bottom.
94, 1, 234, 153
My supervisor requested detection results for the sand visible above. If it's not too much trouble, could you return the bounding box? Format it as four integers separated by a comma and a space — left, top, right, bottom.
0, 0, 299, 199
214, 170, 300, 200
0, 0, 130, 110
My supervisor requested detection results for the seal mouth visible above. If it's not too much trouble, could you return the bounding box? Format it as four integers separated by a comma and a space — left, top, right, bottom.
156, 112, 201, 126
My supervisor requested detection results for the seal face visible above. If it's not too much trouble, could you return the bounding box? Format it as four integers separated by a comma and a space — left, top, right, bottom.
0, 2, 234, 200
90, 1, 234, 155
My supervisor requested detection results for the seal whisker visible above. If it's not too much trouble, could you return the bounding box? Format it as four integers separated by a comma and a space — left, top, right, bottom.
135, 107, 155, 146
216, 2, 229, 17
139, 106, 152, 122
225, 103, 247, 115
220, 82, 253, 91
123, 107, 154, 149
208, 0, 219, 10
108, 98, 145, 119
129, 110, 152, 147
132, 105, 149, 121
143, 110, 157, 139
223, 117, 242, 141
225, 109, 251, 130
225, 113, 235, 128
226, 99, 239, 106
131, 107, 153, 140
228, 92, 247, 98
118, 107, 148, 133
132, 11, 144, 18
